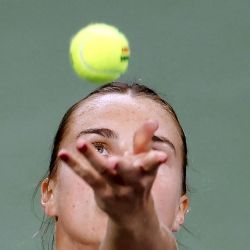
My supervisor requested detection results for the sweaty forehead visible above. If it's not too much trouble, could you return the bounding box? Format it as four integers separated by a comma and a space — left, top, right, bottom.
73, 93, 169, 121
70, 93, 181, 141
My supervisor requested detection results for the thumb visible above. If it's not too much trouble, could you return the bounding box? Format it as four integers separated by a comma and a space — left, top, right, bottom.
133, 120, 158, 154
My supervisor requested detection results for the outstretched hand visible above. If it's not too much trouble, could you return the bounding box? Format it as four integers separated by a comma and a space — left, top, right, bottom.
58, 120, 167, 225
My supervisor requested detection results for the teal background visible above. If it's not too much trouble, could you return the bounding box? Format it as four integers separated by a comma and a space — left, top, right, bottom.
1, 0, 250, 249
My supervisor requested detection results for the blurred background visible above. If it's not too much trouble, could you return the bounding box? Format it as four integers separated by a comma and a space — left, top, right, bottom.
1, 0, 250, 249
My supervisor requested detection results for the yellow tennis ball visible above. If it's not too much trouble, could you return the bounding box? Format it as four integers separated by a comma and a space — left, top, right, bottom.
70, 23, 130, 83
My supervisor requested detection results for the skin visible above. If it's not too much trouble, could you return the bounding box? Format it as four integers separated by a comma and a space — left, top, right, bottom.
41, 93, 189, 250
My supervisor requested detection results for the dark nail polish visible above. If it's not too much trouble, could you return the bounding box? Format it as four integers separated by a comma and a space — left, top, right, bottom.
113, 163, 119, 170
79, 143, 87, 153
59, 153, 69, 162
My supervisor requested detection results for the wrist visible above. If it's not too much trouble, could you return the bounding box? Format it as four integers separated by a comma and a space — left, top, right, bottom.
106, 196, 161, 242
109, 194, 158, 231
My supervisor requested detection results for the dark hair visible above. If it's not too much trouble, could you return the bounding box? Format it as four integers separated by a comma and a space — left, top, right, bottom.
36, 81, 188, 249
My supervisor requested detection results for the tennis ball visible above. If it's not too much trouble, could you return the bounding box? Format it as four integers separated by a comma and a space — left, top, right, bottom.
70, 23, 130, 83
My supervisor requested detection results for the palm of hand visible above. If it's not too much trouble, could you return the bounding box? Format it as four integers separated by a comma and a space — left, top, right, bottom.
59, 120, 167, 224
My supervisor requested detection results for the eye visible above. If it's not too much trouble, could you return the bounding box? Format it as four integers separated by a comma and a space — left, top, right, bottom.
152, 142, 171, 153
152, 142, 163, 151
93, 142, 109, 157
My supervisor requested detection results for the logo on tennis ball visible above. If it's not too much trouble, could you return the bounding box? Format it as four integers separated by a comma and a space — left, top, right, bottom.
121, 47, 130, 61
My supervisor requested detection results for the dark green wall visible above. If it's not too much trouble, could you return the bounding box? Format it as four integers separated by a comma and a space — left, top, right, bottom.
1, 0, 249, 249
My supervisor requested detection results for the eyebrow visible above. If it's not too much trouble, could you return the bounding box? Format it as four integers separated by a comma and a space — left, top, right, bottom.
77, 128, 176, 153
77, 128, 118, 139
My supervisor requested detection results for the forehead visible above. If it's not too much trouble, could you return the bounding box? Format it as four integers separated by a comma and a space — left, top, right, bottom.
74, 94, 170, 124
70, 93, 182, 143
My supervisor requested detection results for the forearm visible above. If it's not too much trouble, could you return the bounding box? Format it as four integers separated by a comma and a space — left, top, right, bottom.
99, 201, 177, 250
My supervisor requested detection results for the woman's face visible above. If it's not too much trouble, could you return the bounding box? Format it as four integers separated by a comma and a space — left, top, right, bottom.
42, 93, 189, 246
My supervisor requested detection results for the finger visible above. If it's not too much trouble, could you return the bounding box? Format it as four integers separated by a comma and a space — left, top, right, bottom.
114, 156, 143, 186
133, 120, 158, 154
140, 150, 168, 173
134, 151, 167, 196
113, 151, 167, 187
113, 156, 156, 196
58, 149, 104, 188
76, 139, 117, 176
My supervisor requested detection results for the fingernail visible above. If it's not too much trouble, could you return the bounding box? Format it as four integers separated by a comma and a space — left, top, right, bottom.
113, 163, 119, 170
78, 143, 87, 153
147, 120, 158, 130
158, 154, 167, 164
159, 158, 167, 164
59, 152, 69, 162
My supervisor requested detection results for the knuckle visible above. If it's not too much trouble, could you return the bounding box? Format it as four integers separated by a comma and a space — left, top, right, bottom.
116, 187, 133, 198
101, 190, 113, 201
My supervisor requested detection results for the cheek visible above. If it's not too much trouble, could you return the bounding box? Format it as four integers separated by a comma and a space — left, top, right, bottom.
55, 165, 108, 243
151, 166, 182, 227
56, 165, 94, 218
